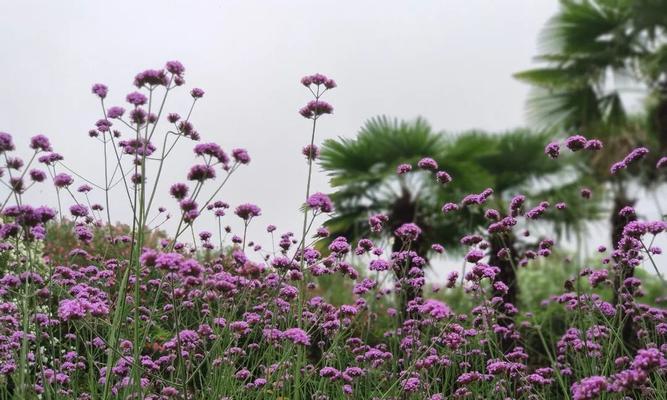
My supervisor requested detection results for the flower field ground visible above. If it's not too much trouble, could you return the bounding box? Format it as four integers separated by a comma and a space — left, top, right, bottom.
0, 61, 666, 400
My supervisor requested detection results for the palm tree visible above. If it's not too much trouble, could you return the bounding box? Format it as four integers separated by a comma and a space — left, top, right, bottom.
319, 117, 467, 319
514, 0, 667, 308
319, 117, 600, 319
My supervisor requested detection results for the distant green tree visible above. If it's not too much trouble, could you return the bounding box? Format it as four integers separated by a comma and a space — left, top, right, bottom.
320, 117, 601, 316
514, 0, 667, 308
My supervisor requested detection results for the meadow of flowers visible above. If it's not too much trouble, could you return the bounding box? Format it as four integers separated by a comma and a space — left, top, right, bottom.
1, 61, 666, 399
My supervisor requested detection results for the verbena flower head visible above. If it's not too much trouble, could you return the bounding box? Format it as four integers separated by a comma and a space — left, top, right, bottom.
657, 156, 667, 169
397, 163, 412, 175
235, 203, 261, 220
585, 139, 603, 151
545, 141, 560, 159
126, 91, 148, 106
91, 83, 108, 99
69, 204, 89, 218
187, 164, 216, 181
169, 183, 189, 200
29, 169, 46, 182
134, 69, 168, 87
282, 328, 310, 346
623, 146, 649, 164
417, 157, 438, 171
0, 132, 16, 153
565, 135, 587, 151
306, 192, 333, 213
436, 170, 452, 184
29, 135, 52, 152
302, 144, 320, 160
232, 148, 251, 164
53, 173, 73, 188
301, 73, 336, 89
165, 60, 185, 76
299, 100, 333, 119
191, 88, 205, 98
571, 376, 608, 400
107, 106, 125, 119
395, 223, 422, 241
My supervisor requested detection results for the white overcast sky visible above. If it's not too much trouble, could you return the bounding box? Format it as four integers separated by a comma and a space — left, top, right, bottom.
2, 1, 665, 275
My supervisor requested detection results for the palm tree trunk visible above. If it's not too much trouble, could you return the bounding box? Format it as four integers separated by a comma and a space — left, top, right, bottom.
488, 233, 518, 351
611, 191, 636, 304
610, 190, 636, 348
652, 84, 667, 152
391, 236, 423, 323
488, 233, 519, 307
390, 187, 424, 323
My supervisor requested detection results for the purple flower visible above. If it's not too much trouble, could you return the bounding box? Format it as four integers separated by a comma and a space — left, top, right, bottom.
369, 213, 388, 232
134, 69, 168, 87
69, 204, 89, 218
58, 299, 87, 321
395, 223, 422, 241
545, 141, 560, 159
165, 60, 185, 76
29, 169, 46, 182
299, 100, 333, 119
170, 183, 189, 200
306, 192, 333, 213
657, 156, 667, 169
95, 119, 112, 132
442, 202, 459, 213
301, 73, 336, 89
30, 135, 52, 152
235, 203, 261, 220
91, 83, 108, 99
610, 161, 626, 175
232, 148, 251, 164
0, 132, 15, 152
167, 113, 181, 123
53, 173, 73, 188
623, 146, 649, 164
126, 91, 148, 106
194, 143, 228, 164
129, 108, 147, 125
107, 106, 125, 119
571, 376, 608, 400
187, 165, 216, 181
419, 299, 451, 320
588, 269, 608, 287
282, 328, 310, 346
302, 144, 319, 160
119, 138, 155, 156
319, 367, 341, 380
565, 135, 587, 151
401, 377, 420, 392
397, 163, 412, 175
465, 249, 484, 263
436, 170, 452, 184
191, 88, 205, 98
432, 243, 445, 253
369, 259, 390, 271
585, 139, 603, 151
417, 157, 438, 171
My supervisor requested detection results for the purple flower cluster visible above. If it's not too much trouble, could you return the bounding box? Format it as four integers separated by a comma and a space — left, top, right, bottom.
611, 146, 650, 174
306, 192, 333, 213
